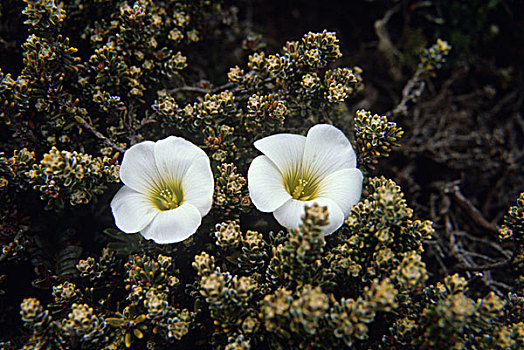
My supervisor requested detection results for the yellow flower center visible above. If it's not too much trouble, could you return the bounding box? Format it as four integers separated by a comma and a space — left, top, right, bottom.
291, 179, 309, 199
284, 169, 320, 201
152, 184, 184, 211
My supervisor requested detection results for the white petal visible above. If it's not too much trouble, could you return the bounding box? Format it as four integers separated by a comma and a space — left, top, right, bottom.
273, 198, 344, 235
248, 155, 292, 212
119, 141, 162, 193
140, 203, 201, 244
254, 133, 306, 174
317, 168, 363, 218
302, 124, 357, 179
155, 136, 209, 185
273, 197, 344, 235
272, 199, 304, 229
182, 157, 214, 216
110, 186, 158, 233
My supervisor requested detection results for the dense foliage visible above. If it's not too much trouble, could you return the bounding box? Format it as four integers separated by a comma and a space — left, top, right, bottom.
0, 0, 522, 349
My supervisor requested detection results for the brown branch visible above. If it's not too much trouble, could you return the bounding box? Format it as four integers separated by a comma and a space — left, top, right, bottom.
167, 82, 235, 95
456, 257, 524, 272
76, 118, 125, 153
391, 65, 426, 117
446, 184, 500, 235
168, 86, 210, 94
374, 4, 402, 82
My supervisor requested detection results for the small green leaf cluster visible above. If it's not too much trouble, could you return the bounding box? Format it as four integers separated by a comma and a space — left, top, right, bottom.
385, 274, 524, 350
52, 281, 80, 305
176, 90, 239, 132
0, 148, 35, 194
420, 39, 452, 72
213, 163, 251, 218
246, 93, 287, 130
499, 192, 524, 256
158, 90, 248, 162
353, 110, 404, 170
76, 247, 116, 281
214, 222, 269, 274
112, 253, 193, 346
19, 297, 108, 348
22, 0, 66, 32
13, 179, 524, 350
193, 251, 259, 345
0, 149, 35, 262
26, 147, 119, 209
267, 204, 332, 289
1, 0, 219, 158
214, 221, 242, 249
61, 303, 107, 344
228, 30, 363, 124
1, 17, 83, 148
191, 198, 431, 349
19, 250, 193, 349
152, 31, 365, 168
333, 177, 433, 291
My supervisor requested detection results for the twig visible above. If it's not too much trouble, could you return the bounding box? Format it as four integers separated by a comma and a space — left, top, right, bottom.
484, 280, 514, 292
453, 230, 512, 259
374, 4, 402, 81
455, 249, 498, 263
168, 86, 210, 94
76, 118, 125, 153
419, 66, 468, 110
424, 238, 450, 276
446, 184, 500, 235
391, 65, 426, 116
125, 103, 140, 145
456, 257, 524, 272
167, 82, 235, 95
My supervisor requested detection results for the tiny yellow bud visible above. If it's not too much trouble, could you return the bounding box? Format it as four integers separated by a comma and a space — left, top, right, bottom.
125, 332, 132, 348
133, 329, 144, 339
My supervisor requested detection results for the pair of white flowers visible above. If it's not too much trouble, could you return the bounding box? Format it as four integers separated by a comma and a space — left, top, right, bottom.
111, 124, 363, 244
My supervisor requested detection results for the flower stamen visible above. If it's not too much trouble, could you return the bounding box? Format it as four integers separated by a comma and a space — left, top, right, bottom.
286, 174, 319, 201
292, 179, 308, 200
153, 186, 183, 211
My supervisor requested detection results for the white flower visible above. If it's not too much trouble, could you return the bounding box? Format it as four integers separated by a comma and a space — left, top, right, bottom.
110, 136, 213, 244
248, 124, 363, 234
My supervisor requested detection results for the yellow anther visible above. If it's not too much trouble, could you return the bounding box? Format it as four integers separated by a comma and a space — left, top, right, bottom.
155, 188, 181, 210
292, 179, 309, 200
